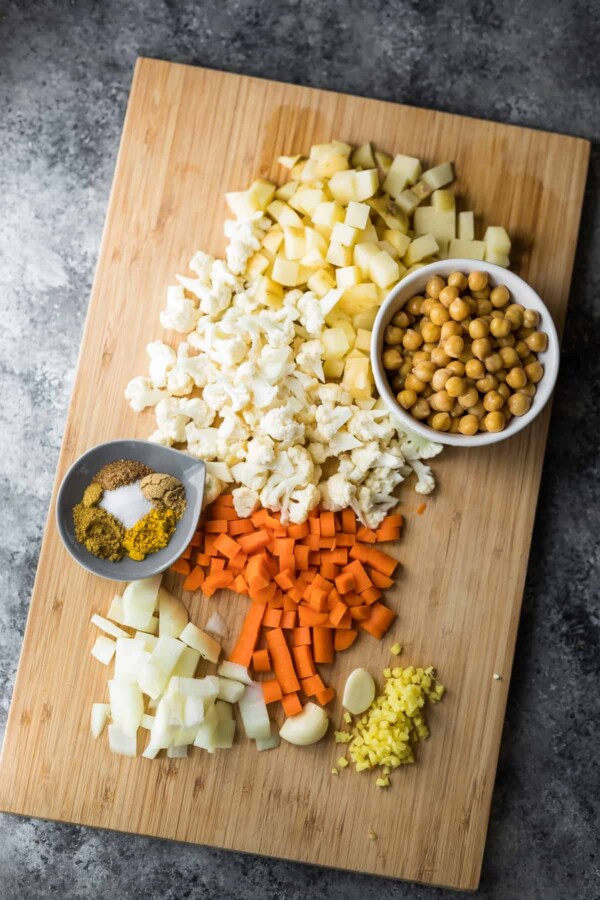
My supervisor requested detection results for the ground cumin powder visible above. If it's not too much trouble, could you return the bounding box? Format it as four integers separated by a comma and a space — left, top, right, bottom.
95, 459, 153, 491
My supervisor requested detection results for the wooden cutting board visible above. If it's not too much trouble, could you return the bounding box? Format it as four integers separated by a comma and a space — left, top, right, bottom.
0, 59, 589, 891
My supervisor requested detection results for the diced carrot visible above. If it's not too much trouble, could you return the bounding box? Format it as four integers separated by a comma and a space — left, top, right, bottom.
251, 508, 270, 528
262, 679, 283, 704
356, 526, 377, 543
252, 649, 271, 673
204, 535, 219, 556
269, 591, 284, 609
336, 609, 352, 629
305, 533, 320, 551
238, 529, 271, 555
336, 533, 356, 547
320, 511, 336, 537
320, 563, 339, 581
349, 543, 399, 577
183, 566, 205, 592
313, 626, 335, 664
294, 545, 310, 571
335, 572, 356, 595
375, 527, 400, 543
282, 692, 303, 717
202, 569, 234, 597
344, 591, 364, 607
273, 537, 295, 557
189, 532, 203, 546
211, 493, 234, 507
205, 519, 229, 533
308, 551, 322, 566
334, 629, 357, 651
249, 583, 277, 604
329, 600, 349, 627
300, 674, 325, 696
228, 519, 255, 536
349, 604, 371, 621
169, 558, 191, 576
230, 600, 267, 666
316, 687, 336, 706
246, 554, 271, 591
345, 559, 372, 592
196, 552, 211, 567
279, 553, 296, 574
213, 532, 242, 560
361, 586, 382, 604
293, 644, 316, 679
416, 502, 427, 515
265, 628, 301, 694
231, 574, 249, 594
292, 626, 312, 647
368, 568, 394, 589
287, 522, 310, 539
210, 557, 226, 572
180, 545, 193, 560
341, 509, 357, 533
206, 506, 239, 521
309, 517, 321, 536
228, 551, 248, 572
359, 602, 397, 639
275, 569, 295, 591
287, 585, 303, 603
280, 610, 297, 629
283, 594, 298, 612
382, 514, 403, 528
298, 607, 329, 627
263, 608, 282, 628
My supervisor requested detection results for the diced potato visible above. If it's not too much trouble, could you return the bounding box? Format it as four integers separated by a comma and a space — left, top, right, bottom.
304, 226, 328, 254
320, 288, 344, 316
246, 252, 270, 279
413, 207, 456, 241
331, 221, 360, 248
345, 201, 371, 230
307, 267, 336, 298
421, 161, 454, 190
352, 307, 379, 330
448, 238, 486, 260
354, 328, 372, 352
336, 265, 362, 290
484, 226, 511, 256
405, 263, 428, 274
275, 180, 298, 201
254, 274, 284, 306
436, 238, 450, 259
309, 142, 340, 160
484, 248, 510, 267
378, 239, 399, 259
332, 139, 353, 157
261, 225, 284, 255
248, 178, 277, 211
323, 358, 345, 379
351, 142, 376, 169
342, 356, 373, 400
326, 241, 354, 268
412, 180, 433, 201
289, 186, 327, 217
267, 199, 303, 227
353, 169, 379, 202
375, 150, 393, 179
299, 159, 319, 182
404, 234, 439, 266
291, 158, 307, 179
395, 188, 421, 216
353, 241, 380, 278
369, 250, 400, 288
383, 229, 411, 257
300, 248, 328, 269
458, 211, 475, 241
316, 151, 351, 178
225, 190, 259, 219
383, 154, 422, 198
312, 200, 345, 234
346, 347, 368, 359
338, 283, 379, 315
329, 170, 357, 205
361, 221, 379, 242
321, 327, 351, 360
432, 189, 455, 212
368, 196, 409, 233
283, 226, 306, 260
278, 154, 302, 169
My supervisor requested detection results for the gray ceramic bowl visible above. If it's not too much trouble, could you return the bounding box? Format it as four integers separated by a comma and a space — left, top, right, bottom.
56, 440, 206, 581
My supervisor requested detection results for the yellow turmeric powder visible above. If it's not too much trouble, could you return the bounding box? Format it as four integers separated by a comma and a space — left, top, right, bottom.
123, 508, 176, 560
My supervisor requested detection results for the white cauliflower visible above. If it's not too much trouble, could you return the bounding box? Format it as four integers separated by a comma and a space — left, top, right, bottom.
185, 424, 220, 460
124, 376, 164, 412
202, 473, 223, 509
166, 367, 194, 396
297, 292, 325, 336
347, 411, 395, 443
307, 405, 353, 442
398, 429, 444, 461
160, 286, 200, 333
147, 341, 176, 387
410, 460, 436, 494
296, 340, 325, 382
224, 214, 269, 275
154, 397, 189, 443
202, 382, 231, 411
319, 473, 356, 511
189, 250, 214, 281
287, 484, 320, 524
232, 486, 260, 518
176, 397, 215, 428
230, 461, 269, 491
312, 383, 352, 407
245, 435, 276, 467
259, 408, 305, 447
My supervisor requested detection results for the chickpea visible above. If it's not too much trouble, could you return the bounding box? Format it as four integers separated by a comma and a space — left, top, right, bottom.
390, 373, 404, 393
484, 352, 504, 374
499, 347, 519, 368
476, 374, 498, 393
489, 317, 512, 338
440, 320, 463, 341
496, 368, 507, 383
506, 302, 525, 316
429, 302, 450, 325
465, 358, 485, 380
405, 295, 424, 315
525, 331, 548, 353
476, 298, 493, 316
383, 348, 403, 370
516, 326, 534, 340
397, 388, 417, 409
425, 275, 445, 299
447, 360, 466, 377
515, 339, 529, 359
478, 417, 488, 432
497, 383, 511, 402
483, 389, 504, 412
525, 361, 544, 383
405, 373, 426, 393
421, 321, 441, 343
449, 297, 471, 322
451, 400, 464, 417
506, 366, 527, 389
444, 335, 465, 358
403, 329, 423, 351
519, 382, 537, 398
522, 308, 540, 328
399, 359, 413, 377
471, 288, 491, 302
413, 361, 436, 382
412, 350, 431, 364
469, 318, 490, 339
431, 347, 451, 367
431, 412, 452, 432
384, 325, 405, 345
431, 367, 452, 391
523, 353, 537, 367
429, 390, 453, 412
446, 375, 466, 397
410, 398, 431, 419
503, 406, 513, 423
439, 285, 459, 308
490, 285, 510, 308
484, 410, 506, 432
457, 414, 478, 435
422, 342, 438, 353
472, 337, 493, 360
449, 417, 462, 433
508, 392, 531, 416
422, 385, 433, 399
497, 334, 516, 348
458, 386, 480, 409
391, 309, 411, 329
470, 400, 486, 419
448, 271, 468, 291
421, 297, 436, 316
468, 271, 489, 292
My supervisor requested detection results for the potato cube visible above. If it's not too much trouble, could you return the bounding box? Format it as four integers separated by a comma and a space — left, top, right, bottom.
350, 142, 376, 169
369, 250, 400, 288
346, 347, 368, 359
323, 358, 345, 379
342, 356, 373, 400
307, 267, 336, 298
353, 169, 379, 202
331, 221, 359, 247
283, 226, 306, 260
345, 201, 371, 230
289, 186, 326, 217
322, 327, 351, 360
291, 158, 307, 179
299, 159, 319, 182
248, 179, 277, 211
383, 154, 422, 198
275, 180, 298, 201
225, 190, 259, 219
338, 283, 379, 315
413, 207, 456, 241
412, 180, 433, 200
484, 226, 511, 256
404, 234, 440, 266
261, 225, 284, 255
309, 142, 338, 160
458, 211, 475, 241
267, 200, 303, 227
353, 307, 379, 330
304, 227, 328, 254
272, 257, 300, 287
300, 248, 328, 269
484, 249, 510, 267
436, 238, 450, 259
254, 275, 284, 307
383, 229, 411, 257
329, 170, 357, 205
354, 328, 372, 352
325, 314, 356, 347
377, 239, 398, 259
448, 238, 485, 260
421, 161, 454, 190
336, 265, 362, 290
375, 150, 393, 179
321, 288, 345, 316
316, 152, 351, 179
332, 139, 353, 157
395, 189, 421, 216
362, 221, 379, 242
353, 241, 380, 277
367, 196, 409, 233
278, 154, 302, 170
326, 241, 354, 268
245, 252, 270, 279
312, 201, 345, 232
432, 190, 455, 212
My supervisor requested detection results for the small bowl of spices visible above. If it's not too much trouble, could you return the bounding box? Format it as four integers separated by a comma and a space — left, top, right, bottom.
56, 440, 206, 580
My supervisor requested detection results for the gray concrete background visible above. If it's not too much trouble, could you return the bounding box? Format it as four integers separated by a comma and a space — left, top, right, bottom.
1, 1, 599, 897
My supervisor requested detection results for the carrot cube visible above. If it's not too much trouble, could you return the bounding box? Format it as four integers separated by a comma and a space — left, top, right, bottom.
282, 692, 303, 717
252, 649, 271, 673
262, 679, 283, 704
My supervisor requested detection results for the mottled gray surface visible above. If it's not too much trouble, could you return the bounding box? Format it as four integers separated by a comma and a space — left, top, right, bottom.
1, 0, 599, 897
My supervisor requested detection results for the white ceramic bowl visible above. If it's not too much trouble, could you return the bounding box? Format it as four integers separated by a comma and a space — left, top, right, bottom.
371, 259, 560, 447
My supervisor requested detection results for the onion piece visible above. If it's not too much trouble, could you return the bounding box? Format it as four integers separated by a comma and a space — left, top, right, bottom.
115, 638, 149, 683
167, 744, 188, 758
217, 677, 245, 703
107, 594, 127, 626
256, 721, 280, 752
238, 684, 271, 740
180, 623, 221, 664
91, 703, 111, 738
217, 661, 253, 685
91, 635, 116, 665
108, 724, 137, 757
138, 636, 186, 699
193, 705, 219, 753
205, 611, 228, 639
172, 646, 201, 677
91, 614, 129, 639
122, 575, 162, 630
141, 714, 155, 730
108, 679, 144, 737
158, 588, 188, 638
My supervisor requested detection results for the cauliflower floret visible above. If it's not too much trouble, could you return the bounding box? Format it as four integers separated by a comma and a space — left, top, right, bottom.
218, 412, 250, 446
177, 346, 216, 387
398, 429, 444, 461
148, 429, 174, 446
349, 441, 385, 475
347, 411, 395, 443
189, 250, 214, 282
312, 383, 353, 407
246, 435, 276, 467
259, 408, 305, 447
287, 484, 320, 524
307, 405, 353, 442
166, 367, 194, 396
185, 424, 220, 459
124, 376, 164, 412
230, 460, 269, 491
296, 340, 325, 382
319, 473, 356, 511
232, 486, 260, 518
224, 214, 269, 274
202, 473, 223, 509
176, 397, 215, 428
259, 345, 294, 382
147, 341, 176, 388
196, 281, 233, 318
410, 460, 436, 494
297, 291, 325, 336
286, 445, 316, 485
308, 442, 329, 465
154, 397, 189, 443
160, 286, 200, 333
202, 382, 231, 411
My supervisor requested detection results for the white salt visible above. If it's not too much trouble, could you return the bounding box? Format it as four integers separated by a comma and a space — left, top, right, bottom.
99, 480, 153, 530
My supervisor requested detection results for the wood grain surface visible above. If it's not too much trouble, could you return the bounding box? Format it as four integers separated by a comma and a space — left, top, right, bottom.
0, 59, 589, 890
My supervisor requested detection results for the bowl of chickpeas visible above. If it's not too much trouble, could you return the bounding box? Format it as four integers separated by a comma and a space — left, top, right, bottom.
371, 259, 559, 446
